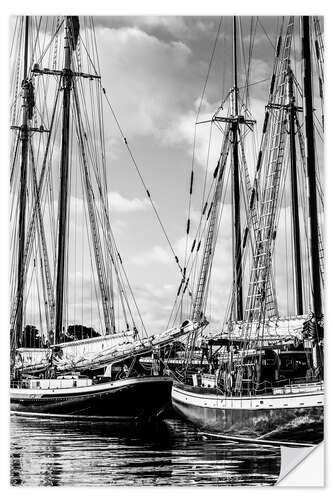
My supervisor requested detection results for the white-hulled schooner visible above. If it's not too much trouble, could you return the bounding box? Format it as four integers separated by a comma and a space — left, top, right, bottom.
169, 16, 324, 443
10, 16, 198, 420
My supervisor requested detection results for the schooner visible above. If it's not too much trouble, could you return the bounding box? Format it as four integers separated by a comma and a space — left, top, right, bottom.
169, 16, 324, 443
9, 16, 198, 419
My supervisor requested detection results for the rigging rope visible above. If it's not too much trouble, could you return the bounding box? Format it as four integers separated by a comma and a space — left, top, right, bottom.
101, 86, 183, 277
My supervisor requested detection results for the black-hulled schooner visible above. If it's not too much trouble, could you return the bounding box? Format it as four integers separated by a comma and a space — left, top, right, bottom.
169, 16, 324, 443
10, 16, 197, 420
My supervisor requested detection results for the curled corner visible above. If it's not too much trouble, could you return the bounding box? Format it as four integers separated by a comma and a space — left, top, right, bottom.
275, 441, 324, 486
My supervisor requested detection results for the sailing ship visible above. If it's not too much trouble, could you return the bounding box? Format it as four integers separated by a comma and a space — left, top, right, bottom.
169, 16, 324, 442
9, 16, 198, 420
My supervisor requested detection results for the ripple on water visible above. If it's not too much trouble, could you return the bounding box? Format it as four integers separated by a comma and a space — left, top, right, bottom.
10, 416, 281, 486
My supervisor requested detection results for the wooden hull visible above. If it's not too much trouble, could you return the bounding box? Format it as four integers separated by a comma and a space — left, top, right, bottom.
172, 382, 324, 442
11, 376, 172, 421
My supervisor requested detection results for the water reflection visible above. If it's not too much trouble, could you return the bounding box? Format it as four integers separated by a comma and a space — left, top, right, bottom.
11, 416, 280, 486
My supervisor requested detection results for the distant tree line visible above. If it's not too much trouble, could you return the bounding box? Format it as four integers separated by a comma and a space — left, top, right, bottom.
19, 324, 100, 347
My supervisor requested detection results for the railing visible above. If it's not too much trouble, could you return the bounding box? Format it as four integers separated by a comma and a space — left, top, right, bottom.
225, 375, 323, 397
11, 380, 29, 389
178, 373, 324, 397
10, 371, 167, 390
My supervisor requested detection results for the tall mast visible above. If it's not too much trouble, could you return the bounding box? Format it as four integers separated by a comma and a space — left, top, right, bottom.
287, 65, 303, 315
54, 17, 73, 343
231, 16, 243, 321
301, 16, 322, 322
15, 16, 30, 346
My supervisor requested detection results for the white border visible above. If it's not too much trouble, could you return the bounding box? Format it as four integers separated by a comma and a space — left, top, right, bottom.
1, 0, 332, 497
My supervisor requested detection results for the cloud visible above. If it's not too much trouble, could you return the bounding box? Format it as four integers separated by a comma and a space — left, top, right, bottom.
131, 244, 171, 266
127, 17, 191, 39
164, 96, 224, 168
71, 20, 273, 174
93, 16, 218, 44
96, 26, 193, 140
16, 17, 324, 339
131, 281, 179, 334
131, 235, 193, 268
108, 191, 150, 213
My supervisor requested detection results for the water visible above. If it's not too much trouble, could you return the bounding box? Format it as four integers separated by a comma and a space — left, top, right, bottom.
10, 415, 280, 486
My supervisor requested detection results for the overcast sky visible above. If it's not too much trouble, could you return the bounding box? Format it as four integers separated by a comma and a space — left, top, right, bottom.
91, 16, 278, 335
11, 16, 324, 337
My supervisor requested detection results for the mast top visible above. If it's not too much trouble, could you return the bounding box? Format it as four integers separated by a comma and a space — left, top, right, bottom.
232, 16, 239, 117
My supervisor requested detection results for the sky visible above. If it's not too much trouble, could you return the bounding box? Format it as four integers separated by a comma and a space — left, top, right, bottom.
10, 16, 324, 338
89, 16, 276, 335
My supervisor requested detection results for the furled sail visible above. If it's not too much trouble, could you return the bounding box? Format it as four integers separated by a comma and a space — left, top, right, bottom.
15, 320, 201, 373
